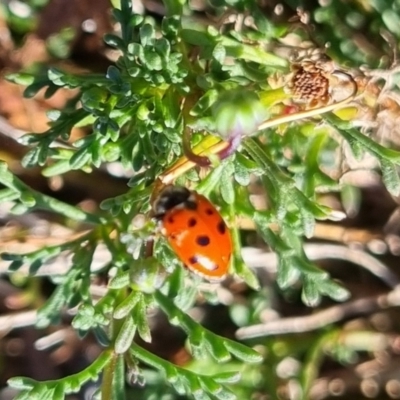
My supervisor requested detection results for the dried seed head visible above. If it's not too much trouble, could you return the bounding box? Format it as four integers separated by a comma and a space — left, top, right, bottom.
289, 62, 330, 106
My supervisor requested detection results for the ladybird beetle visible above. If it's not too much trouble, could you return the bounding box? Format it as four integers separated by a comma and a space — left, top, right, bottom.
153, 185, 232, 281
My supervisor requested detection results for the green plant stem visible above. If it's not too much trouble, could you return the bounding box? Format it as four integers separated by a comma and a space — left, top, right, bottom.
326, 113, 400, 162
262, 340, 281, 400
228, 191, 260, 289
221, 36, 287, 68
42, 108, 90, 141
0, 161, 102, 224
8, 349, 113, 396
101, 351, 119, 400
300, 330, 339, 400
39, 195, 101, 223
131, 343, 161, 368
242, 138, 291, 184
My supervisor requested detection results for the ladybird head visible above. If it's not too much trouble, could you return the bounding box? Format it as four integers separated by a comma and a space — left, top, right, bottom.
153, 185, 196, 219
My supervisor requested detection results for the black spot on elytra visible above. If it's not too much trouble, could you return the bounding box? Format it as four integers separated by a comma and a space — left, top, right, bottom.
188, 217, 197, 227
189, 256, 197, 264
170, 234, 176, 241
196, 235, 210, 246
205, 208, 214, 215
217, 220, 226, 234
168, 216, 174, 224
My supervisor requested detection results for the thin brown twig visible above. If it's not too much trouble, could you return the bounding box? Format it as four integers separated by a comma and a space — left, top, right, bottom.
236, 286, 400, 339
243, 243, 399, 289
236, 243, 400, 339
0, 309, 37, 334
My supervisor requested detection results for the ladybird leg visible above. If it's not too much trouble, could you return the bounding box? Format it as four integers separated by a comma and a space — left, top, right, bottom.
145, 237, 155, 257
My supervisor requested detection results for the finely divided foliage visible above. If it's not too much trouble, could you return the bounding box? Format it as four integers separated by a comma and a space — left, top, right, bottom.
2, 0, 400, 399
